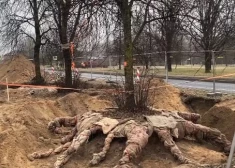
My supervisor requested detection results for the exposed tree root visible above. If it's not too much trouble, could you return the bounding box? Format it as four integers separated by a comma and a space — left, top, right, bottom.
28, 110, 232, 168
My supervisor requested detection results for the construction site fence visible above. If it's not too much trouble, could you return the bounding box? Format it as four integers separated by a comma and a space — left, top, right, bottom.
69, 50, 235, 94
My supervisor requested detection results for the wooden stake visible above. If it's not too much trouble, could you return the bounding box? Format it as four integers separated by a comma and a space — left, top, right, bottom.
6, 78, 9, 102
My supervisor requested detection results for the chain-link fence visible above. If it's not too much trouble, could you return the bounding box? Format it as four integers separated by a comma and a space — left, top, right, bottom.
75, 50, 235, 94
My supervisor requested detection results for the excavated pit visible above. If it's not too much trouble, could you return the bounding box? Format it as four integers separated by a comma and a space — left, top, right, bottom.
0, 55, 234, 168
0, 84, 232, 168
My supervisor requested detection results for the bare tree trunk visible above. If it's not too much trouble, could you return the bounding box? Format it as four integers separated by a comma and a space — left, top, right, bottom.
166, 30, 173, 72
145, 57, 149, 69
33, 43, 43, 84
32, 0, 43, 84
120, 0, 135, 110
225, 55, 228, 67
167, 52, 172, 72
63, 49, 72, 86
61, 33, 72, 87
205, 51, 212, 73
119, 29, 122, 70
61, 2, 72, 87
147, 14, 151, 70
118, 55, 122, 70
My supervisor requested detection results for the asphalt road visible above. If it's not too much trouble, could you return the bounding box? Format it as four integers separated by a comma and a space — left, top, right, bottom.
46, 69, 235, 93
167, 79, 235, 93
80, 73, 235, 93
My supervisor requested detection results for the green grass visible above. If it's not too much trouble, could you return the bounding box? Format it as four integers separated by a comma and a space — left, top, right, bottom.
78, 65, 235, 78
168, 66, 235, 77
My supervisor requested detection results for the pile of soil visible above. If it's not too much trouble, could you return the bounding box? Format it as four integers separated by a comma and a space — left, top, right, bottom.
0, 88, 230, 168
150, 79, 191, 112
0, 90, 116, 168
0, 55, 35, 83
57, 92, 114, 116
0, 99, 64, 168
201, 99, 235, 141
79, 79, 119, 89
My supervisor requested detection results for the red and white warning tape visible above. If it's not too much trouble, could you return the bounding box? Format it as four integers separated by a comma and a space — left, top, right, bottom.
52, 67, 55, 74
136, 68, 140, 81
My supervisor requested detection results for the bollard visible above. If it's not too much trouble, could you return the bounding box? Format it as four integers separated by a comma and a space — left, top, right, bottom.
90, 60, 93, 79
226, 131, 235, 168
116, 72, 117, 82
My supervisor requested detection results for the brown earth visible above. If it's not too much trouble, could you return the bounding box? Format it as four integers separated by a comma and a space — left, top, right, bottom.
150, 79, 191, 112
0, 56, 233, 166
201, 99, 235, 141
0, 54, 196, 116
0, 55, 35, 83
0, 84, 230, 168
56, 92, 114, 116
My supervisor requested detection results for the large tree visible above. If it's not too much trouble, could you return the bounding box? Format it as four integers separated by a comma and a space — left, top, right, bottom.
113, 0, 146, 109
157, 0, 182, 72
145, 0, 191, 72
47, 0, 95, 87
113, 0, 167, 110
0, 0, 50, 84
185, 0, 235, 73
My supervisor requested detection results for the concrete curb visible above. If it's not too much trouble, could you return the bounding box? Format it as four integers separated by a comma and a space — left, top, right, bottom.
78, 70, 235, 84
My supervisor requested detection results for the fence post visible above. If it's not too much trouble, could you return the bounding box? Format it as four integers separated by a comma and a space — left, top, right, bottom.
116, 72, 117, 82
109, 55, 112, 80
165, 51, 168, 83
90, 60, 93, 80
212, 50, 216, 93
226, 131, 235, 168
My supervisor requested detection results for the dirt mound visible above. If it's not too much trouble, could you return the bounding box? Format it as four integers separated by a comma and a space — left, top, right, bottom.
57, 92, 114, 116
79, 79, 118, 89
0, 55, 35, 83
0, 91, 114, 168
0, 89, 229, 168
201, 100, 235, 140
150, 79, 191, 112
0, 102, 226, 168
0, 100, 65, 168
216, 99, 235, 110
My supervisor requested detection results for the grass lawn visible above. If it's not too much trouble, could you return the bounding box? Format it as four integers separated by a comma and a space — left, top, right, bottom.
78, 65, 235, 78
